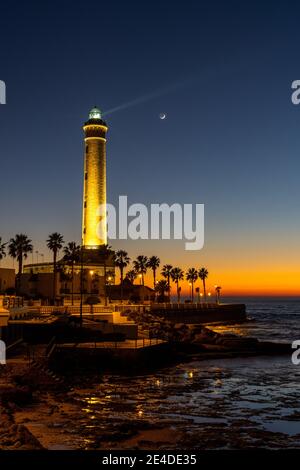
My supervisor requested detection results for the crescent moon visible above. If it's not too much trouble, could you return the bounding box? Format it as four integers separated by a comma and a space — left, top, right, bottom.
159, 113, 166, 120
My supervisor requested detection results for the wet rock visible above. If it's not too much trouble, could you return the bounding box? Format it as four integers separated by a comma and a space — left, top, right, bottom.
1, 386, 33, 406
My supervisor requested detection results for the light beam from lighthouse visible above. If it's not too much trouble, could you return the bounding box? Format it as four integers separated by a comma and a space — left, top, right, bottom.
82, 107, 108, 248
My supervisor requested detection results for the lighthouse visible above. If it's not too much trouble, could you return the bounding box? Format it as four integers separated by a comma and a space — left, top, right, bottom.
82, 107, 108, 248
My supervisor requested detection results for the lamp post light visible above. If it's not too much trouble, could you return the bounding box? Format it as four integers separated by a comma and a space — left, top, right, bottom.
208, 292, 211, 303
106, 275, 113, 304
89, 270, 94, 297
189, 282, 192, 301
154, 280, 159, 301
139, 274, 142, 285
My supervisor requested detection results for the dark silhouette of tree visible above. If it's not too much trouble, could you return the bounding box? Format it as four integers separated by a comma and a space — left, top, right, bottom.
147, 256, 160, 289
186, 268, 198, 302
126, 269, 137, 284
155, 279, 170, 302
199, 267, 209, 302
63, 242, 81, 305
171, 267, 184, 302
133, 255, 148, 303
161, 264, 173, 301
114, 250, 130, 303
47, 232, 64, 303
8, 234, 33, 295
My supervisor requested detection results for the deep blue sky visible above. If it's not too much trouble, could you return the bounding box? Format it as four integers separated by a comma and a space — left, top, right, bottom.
1, 0, 300, 293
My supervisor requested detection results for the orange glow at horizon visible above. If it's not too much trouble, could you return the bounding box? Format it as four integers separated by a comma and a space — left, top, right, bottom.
141, 269, 300, 297
2, 233, 300, 298
112, 237, 300, 297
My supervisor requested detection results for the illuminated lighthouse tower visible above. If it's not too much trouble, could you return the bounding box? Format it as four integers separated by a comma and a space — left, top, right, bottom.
82, 107, 108, 248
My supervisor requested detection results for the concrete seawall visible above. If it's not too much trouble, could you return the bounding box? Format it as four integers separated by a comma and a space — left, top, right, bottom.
151, 303, 247, 324
51, 340, 171, 371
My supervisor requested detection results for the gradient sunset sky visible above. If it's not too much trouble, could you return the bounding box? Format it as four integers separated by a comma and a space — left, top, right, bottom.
1, 1, 300, 296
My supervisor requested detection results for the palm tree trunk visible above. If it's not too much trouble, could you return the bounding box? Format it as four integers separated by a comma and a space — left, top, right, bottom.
71, 263, 74, 306
17, 254, 22, 296
153, 269, 156, 289
203, 279, 207, 302
191, 282, 194, 302
141, 273, 145, 304
53, 251, 57, 304
120, 267, 123, 304
177, 281, 180, 303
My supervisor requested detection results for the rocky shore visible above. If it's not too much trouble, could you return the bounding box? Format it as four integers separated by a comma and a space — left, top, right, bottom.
126, 309, 291, 358
0, 366, 44, 450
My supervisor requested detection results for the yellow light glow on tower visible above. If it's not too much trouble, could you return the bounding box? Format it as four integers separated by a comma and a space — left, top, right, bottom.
82, 107, 108, 248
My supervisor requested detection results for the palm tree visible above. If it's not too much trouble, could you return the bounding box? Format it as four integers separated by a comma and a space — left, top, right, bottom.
133, 256, 148, 285
161, 264, 173, 301
126, 269, 137, 284
199, 267, 209, 302
98, 244, 113, 306
133, 255, 148, 303
8, 234, 33, 295
171, 267, 184, 303
155, 280, 170, 302
114, 250, 130, 303
186, 268, 198, 302
0, 237, 6, 263
215, 285, 222, 304
63, 242, 81, 305
47, 232, 64, 303
147, 256, 160, 288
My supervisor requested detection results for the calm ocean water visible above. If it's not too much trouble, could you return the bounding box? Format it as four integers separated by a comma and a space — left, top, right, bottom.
208, 297, 300, 343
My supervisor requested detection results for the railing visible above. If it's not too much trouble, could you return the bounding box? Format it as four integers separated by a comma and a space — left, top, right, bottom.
114, 304, 150, 313
3, 296, 24, 309
150, 302, 218, 310
59, 338, 164, 350
28, 305, 113, 315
